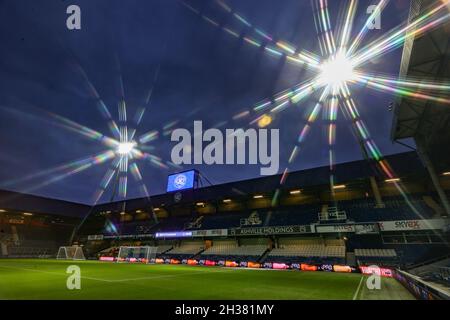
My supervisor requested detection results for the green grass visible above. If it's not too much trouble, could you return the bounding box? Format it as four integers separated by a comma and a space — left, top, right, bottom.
0, 259, 414, 300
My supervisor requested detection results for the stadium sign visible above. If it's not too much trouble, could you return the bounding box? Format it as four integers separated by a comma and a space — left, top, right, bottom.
315, 224, 355, 233
354, 223, 379, 234
314, 223, 379, 234
378, 219, 448, 232
229, 225, 312, 236
191, 229, 228, 237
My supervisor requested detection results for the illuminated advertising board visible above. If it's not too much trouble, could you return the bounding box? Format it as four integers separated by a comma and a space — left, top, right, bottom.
99, 256, 115, 262
300, 264, 318, 271
225, 261, 238, 267
155, 231, 192, 238
320, 264, 333, 272
360, 266, 393, 277
247, 262, 261, 268
167, 170, 196, 192
205, 260, 216, 266
272, 263, 289, 270
333, 265, 353, 273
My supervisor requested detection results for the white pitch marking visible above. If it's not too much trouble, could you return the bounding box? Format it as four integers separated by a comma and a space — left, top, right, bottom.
353, 275, 364, 300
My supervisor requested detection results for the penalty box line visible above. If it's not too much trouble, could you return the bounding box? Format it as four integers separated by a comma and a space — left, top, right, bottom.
353, 275, 364, 300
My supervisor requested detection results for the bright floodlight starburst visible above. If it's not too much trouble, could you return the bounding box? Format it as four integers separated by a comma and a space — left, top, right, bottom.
318, 53, 355, 87
183, 0, 450, 215
1, 57, 181, 205
116, 141, 137, 155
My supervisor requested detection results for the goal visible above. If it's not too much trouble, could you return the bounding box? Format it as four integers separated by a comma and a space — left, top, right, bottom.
56, 246, 86, 260
116, 246, 158, 263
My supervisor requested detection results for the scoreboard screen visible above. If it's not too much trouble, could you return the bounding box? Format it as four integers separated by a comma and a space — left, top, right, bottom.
166, 170, 196, 192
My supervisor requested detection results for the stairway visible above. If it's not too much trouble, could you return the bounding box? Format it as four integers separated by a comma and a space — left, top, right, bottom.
258, 248, 271, 263
346, 252, 356, 266
191, 248, 206, 260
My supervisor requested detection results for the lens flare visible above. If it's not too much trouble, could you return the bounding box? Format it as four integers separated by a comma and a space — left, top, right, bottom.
319, 53, 355, 86
185, 0, 449, 227
116, 142, 136, 155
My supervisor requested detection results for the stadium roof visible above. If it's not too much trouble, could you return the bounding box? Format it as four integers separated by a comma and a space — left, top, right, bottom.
0, 189, 89, 218
96, 151, 426, 212
391, 0, 450, 171
0, 152, 428, 216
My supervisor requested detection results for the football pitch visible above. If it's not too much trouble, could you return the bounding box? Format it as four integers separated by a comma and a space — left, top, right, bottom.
0, 259, 415, 300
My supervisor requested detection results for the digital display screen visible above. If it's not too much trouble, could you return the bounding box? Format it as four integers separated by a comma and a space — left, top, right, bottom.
166, 170, 196, 192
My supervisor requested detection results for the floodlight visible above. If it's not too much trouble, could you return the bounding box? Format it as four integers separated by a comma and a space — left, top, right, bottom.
319, 53, 355, 86
116, 142, 136, 155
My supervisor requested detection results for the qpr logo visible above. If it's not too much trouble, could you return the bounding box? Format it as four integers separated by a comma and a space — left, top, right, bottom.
174, 192, 182, 203
173, 174, 187, 189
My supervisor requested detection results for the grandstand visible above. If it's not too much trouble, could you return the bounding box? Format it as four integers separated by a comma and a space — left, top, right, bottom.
0, 0, 449, 300
62, 152, 448, 274
268, 238, 346, 264
0, 190, 81, 258
162, 240, 205, 259
2, 152, 448, 273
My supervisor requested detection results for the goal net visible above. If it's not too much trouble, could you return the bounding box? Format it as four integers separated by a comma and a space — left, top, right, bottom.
56, 246, 86, 260
117, 246, 157, 263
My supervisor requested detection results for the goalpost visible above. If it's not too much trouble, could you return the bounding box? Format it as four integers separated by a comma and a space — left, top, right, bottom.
56, 246, 86, 260
116, 246, 158, 263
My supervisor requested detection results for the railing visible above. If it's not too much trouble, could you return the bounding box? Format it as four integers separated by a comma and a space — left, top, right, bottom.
394, 269, 450, 300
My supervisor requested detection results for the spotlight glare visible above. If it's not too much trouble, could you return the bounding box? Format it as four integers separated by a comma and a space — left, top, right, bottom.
319, 53, 355, 86
258, 114, 272, 128
116, 142, 136, 155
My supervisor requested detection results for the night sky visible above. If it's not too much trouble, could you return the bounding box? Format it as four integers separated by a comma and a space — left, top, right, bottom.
0, 0, 415, 204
